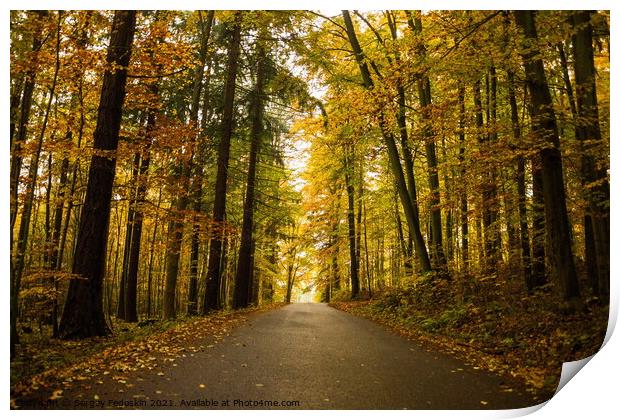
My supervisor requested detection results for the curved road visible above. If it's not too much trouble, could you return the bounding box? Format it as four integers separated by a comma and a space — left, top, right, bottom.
51, 303, 538, 409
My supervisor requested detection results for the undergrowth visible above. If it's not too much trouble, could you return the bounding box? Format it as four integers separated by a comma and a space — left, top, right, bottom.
331, 273, 608, 400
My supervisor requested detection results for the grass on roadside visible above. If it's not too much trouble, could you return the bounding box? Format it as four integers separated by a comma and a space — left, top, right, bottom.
330, 274, 607, 401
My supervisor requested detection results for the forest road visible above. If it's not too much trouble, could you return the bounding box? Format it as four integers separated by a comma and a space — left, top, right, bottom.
59, 303, 539, 409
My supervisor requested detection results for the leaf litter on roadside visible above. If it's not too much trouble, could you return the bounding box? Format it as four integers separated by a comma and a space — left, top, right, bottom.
11, 304, 284, 404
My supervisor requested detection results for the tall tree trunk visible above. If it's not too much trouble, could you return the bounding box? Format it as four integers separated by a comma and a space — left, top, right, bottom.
330, 204, 341, 292
457, 86, 469, 271
530, 157, 547, 287
49, 144, 70, 336
487, 66, 501, 263
162, 186, 189, 319
234, 41, 266, 309
513, 10, 580, 303
117, 151, 141, 320
344, 147, 360, 298
355, 164, 363, 283
409, 12, 447, 270
474, 75, 500, 270
146, 186, 162, 318
10, 11, 47, 242
124, 126, 153, 322
342, 10, 432, 273
187, 10, 214, 315
362, 199, 372, 296
508, 71, 533, 291
571, 11, 610, 301
58, 10, 137, 338
203, 12, 243, 313
11, 11, 60, 357
10, 75, 25, 149
163, 12, 213, 319
385, 14, 420, 274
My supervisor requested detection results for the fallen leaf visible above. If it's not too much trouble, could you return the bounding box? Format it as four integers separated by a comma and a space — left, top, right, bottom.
49, 390, 63, 400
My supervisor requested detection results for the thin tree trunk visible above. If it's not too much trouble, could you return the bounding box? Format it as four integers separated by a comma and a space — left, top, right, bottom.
117, 151, 141, 320
342, 10, 432, 273
11, 12, 60, 356
457, 86, 469, 271
146, 186, 162, 318
124, 125, 153, 322
344, 146, 360, 298
508, 71, 533, 291
10, 11, 47, 242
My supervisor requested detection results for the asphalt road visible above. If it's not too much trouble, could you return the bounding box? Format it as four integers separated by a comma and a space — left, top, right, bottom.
43, 303, 538, 409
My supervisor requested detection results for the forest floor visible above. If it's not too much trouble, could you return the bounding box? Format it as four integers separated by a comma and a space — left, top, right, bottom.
10, 303, 284, 408
330, 277, 608, 400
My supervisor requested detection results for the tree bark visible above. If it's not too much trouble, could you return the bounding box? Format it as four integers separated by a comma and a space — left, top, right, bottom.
10, 11, 47, 241
457, 86, 469, 271
187, 11, 215, 315
344, 146, 360, 298
233, 42, 266, 309
58, 10, 137, 338
508, 71, 533, 291
410, 12, 447, 270
11, 11, 60, 356
342, 10, 432, 273
117, 151, 141, 321
571, 11, 610, 300
124, 126, 153, 322
203, 12, 243, 312
513, 10, 580, 303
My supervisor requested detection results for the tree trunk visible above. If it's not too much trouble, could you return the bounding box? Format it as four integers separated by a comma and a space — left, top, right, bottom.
571, 11, 610, 300
344, 147, 360, 298
513, 10, 580, 303
58, 10, 137, 338
203, 12, 243, 313
234, 41, 266, 309
342, 10, 432, 273
10, 11, 47, 241
146, 186, 162, 318
457, 86, 469, 271
117, 151, 141, 320
11, 12, 60, 356
508, 71, 533, 291
473, 76, 499, 270
409, 12, 447, 270
124, 131, 152, 322
187, 10, 214, 315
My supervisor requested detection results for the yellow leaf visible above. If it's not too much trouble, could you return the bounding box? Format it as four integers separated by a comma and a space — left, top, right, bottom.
49, 390, 63, 400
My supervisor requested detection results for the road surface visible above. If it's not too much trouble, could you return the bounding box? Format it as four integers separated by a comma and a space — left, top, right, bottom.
30, 303, 539, 409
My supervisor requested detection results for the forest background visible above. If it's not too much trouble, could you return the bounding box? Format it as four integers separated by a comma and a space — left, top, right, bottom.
6, 0, 620, 414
